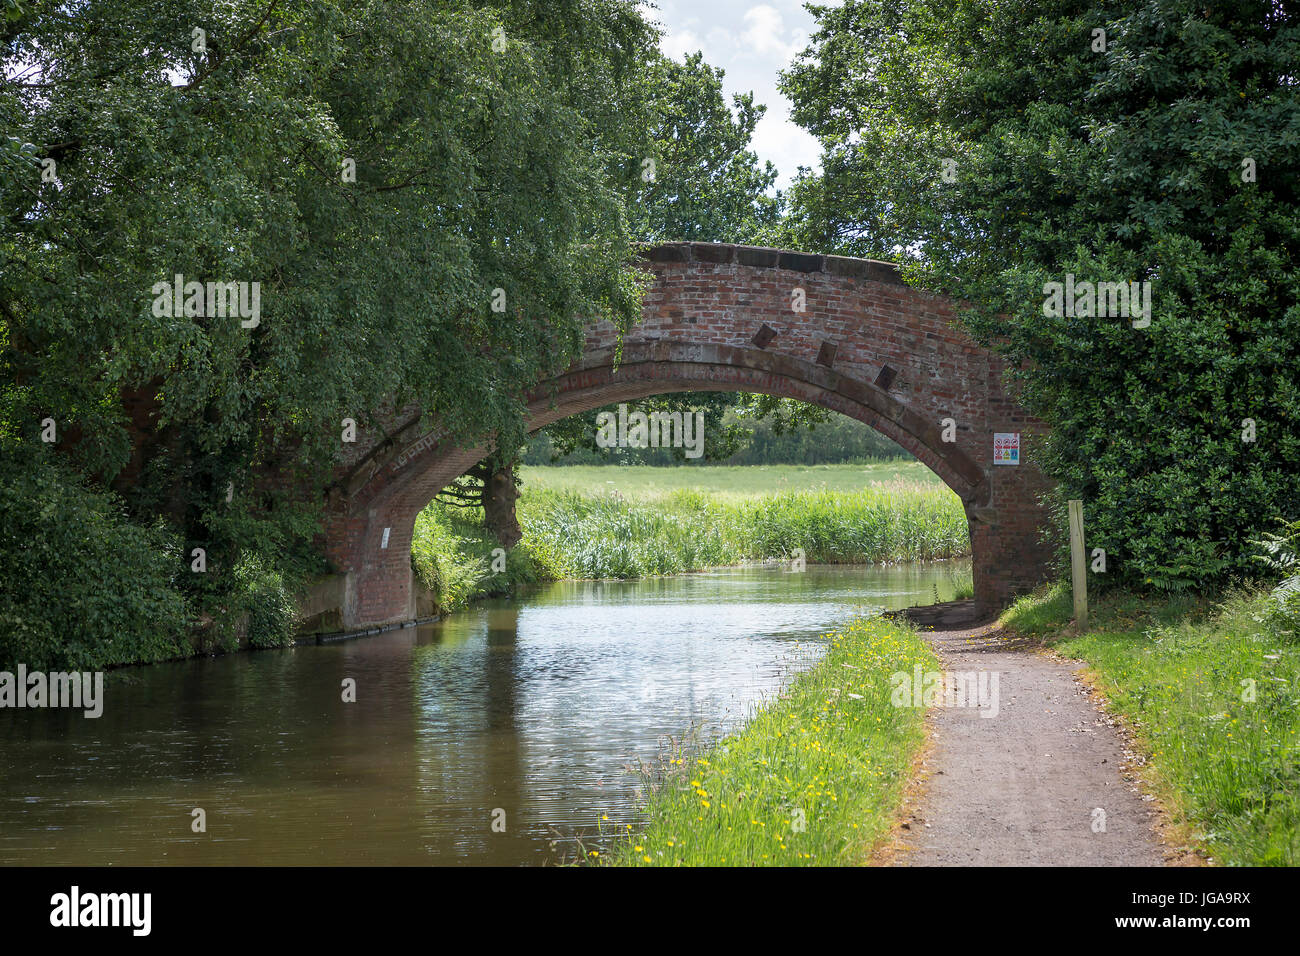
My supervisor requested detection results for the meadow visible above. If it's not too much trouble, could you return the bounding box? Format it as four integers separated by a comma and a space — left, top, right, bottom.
520, 461, 944, 497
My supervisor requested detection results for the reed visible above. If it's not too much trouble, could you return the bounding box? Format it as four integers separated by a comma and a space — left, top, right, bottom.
518, 480, 968, 579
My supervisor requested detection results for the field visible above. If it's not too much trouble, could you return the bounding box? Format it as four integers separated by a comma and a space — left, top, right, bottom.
520, 461, 944, 497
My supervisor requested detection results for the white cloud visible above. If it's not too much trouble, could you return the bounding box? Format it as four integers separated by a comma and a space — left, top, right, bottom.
740, 5, 805, 62
751, 110, 820, 183
704, 27, 738, 57
660, 27, 704, 61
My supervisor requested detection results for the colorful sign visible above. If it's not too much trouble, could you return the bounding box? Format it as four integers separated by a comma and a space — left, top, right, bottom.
993, 432, 1020, 465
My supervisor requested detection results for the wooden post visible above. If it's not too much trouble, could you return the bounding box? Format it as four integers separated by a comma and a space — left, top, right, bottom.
1068, 499, 1087, 631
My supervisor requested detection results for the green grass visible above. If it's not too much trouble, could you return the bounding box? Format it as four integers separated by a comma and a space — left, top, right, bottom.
598, 614, 937, 866
409, 507, 552, 615
520, 461, 944, 497
1003, 583, 1300, 866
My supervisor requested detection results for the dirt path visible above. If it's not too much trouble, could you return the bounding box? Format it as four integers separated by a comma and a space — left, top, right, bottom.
890, 602, 1168, 867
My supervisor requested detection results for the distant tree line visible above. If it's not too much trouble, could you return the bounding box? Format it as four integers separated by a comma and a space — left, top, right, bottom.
522, 396, 907, 466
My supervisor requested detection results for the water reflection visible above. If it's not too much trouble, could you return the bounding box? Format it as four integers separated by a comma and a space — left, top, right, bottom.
0, 560, 969, 865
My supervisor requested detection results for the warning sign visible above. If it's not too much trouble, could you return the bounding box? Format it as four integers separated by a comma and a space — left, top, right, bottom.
993, 432, 1020, 465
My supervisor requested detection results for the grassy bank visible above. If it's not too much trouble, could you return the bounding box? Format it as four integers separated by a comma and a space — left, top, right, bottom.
599, 614, 937, 866
410, 464, 969, 613
1003, 584, 1300, 866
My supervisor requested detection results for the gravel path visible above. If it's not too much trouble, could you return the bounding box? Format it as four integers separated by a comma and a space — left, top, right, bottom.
892, 602, 1168, 867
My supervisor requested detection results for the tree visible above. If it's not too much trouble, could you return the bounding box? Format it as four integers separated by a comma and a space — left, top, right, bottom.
437, 450, 525, 548
541, 392, 751, 464
627, 51, 782, 244
781, 0, 1300, 591
0, 0, 661, 659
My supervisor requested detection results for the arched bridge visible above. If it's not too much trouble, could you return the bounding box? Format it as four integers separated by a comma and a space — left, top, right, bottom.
304, 243, 1055, 632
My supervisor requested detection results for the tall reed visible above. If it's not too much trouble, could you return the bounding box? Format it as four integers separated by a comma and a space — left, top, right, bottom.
518, 480, 968, 579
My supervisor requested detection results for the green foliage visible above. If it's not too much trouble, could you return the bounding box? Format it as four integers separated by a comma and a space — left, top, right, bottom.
732, 394, 833, 434
1253, 518, 1300, 640
411, 509, 490, 614
232, 554, 298, 649
411, 505, 556, 614
1, 0, 662, 658
627, 51, 782, 244
535, 392, 752, 465
528, 396, 906, 465
781, 0, 1300, 591
0, 442, 189, 670
722, 406, 906, 465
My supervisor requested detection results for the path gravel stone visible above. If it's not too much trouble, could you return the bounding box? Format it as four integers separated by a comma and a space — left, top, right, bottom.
893, 602, 1167, 867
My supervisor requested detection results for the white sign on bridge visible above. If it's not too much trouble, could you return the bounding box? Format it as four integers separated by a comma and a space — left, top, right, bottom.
993, 432, 1020, 465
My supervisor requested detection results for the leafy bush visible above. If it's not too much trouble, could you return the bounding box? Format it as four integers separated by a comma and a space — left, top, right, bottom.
1254, 518, 1300, 640
780, 0, 1300, 592
410, 509, 489, 613
232, 555, 298, 649
0, 445, 190, 670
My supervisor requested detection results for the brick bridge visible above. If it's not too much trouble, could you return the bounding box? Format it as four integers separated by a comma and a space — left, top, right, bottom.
302, 242, 1055, 632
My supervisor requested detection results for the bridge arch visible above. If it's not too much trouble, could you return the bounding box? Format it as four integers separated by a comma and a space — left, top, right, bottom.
308, 243, 1054, 631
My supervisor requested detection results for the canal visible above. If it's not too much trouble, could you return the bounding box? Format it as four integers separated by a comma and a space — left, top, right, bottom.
0, 560, 970, 865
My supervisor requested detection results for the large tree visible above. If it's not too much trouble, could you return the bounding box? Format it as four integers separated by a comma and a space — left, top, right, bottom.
627, 50, 782, 243
781, 0, 1300, 591
0, 0, 659, 662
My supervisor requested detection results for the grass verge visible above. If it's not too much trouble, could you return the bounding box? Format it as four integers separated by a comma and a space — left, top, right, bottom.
599, 614, 938, 866
1002, 583, 1300, 866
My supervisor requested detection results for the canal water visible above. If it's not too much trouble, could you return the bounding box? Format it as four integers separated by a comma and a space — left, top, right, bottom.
0, 560, 970, 865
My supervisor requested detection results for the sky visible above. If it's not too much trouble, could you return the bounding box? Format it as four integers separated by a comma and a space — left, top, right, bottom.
644, 0, 833, 191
